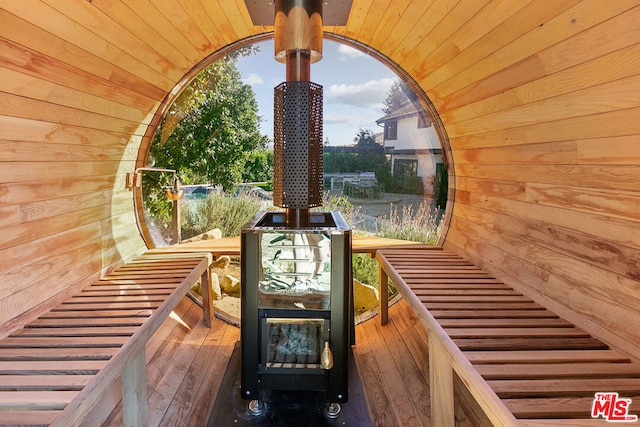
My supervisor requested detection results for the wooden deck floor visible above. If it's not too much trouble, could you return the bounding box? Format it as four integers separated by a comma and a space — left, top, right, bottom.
101, 296, 478, 426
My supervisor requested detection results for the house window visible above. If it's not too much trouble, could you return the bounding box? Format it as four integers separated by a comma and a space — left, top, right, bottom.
384, 121, 397, 140
394, 159, 418, 177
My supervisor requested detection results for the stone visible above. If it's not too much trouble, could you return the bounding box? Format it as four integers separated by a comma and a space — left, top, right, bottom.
353, 279, 379, 315
212, 255, 231, 269
220, 274, 241, 295
202, 228, 222, 240
210, 272, 221, 300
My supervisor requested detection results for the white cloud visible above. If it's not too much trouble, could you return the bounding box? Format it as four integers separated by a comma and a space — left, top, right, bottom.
337, 44, 365, 61
324, 113, 364, 125
243, 73, 264, 85
326, 78, 395, 109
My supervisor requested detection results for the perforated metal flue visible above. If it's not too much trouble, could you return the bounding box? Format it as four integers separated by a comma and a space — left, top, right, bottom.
273, 81, 323, 209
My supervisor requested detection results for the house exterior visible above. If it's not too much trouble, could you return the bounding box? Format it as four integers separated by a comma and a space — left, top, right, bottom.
376, 103, 444, 196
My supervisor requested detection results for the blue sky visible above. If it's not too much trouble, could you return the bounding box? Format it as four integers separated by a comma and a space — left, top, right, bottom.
235, 39, 398, 146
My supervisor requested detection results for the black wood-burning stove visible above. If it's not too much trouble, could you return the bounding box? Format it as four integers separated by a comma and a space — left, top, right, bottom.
240, 0, 354, 417
241, 211, 352, 410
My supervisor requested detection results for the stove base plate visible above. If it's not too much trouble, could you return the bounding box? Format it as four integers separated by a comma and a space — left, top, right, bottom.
207, 342, 371, 427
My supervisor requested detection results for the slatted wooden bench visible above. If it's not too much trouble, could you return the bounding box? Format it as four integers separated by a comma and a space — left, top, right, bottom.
0, 251, 213, 427
376, 246, 640, 426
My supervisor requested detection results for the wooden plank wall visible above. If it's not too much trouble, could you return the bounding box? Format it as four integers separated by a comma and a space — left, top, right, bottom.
1, 0, 639, 361
332, 0, 640, 358
0, 0, 259, 337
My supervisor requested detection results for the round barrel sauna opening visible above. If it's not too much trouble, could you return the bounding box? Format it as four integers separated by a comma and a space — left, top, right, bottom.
135, 35, 453, 326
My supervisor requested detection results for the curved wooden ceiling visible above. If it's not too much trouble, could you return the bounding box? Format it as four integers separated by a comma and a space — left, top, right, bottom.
0, 1, 639, 357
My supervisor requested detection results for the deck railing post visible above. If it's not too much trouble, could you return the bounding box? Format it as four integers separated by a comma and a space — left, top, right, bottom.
201, 265, 214, 327
429, 333, 455, 427
122, 348, 148, 427
379, 265, 389, 325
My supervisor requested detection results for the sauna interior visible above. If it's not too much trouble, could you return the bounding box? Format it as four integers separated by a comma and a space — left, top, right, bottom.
1, 1, 639, 426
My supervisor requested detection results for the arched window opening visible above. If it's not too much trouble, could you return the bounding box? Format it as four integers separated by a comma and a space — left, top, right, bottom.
139, 36, 451, 324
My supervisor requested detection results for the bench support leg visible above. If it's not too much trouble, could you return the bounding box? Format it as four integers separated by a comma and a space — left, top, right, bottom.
379, 266, 389, 325
201, 266, 214, 328
122, 348, 148, 427
429, 334, 454, 427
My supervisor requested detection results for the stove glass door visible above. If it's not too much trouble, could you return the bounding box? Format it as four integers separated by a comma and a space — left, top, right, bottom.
258, 231, 331, 310
262, 318, 328, 369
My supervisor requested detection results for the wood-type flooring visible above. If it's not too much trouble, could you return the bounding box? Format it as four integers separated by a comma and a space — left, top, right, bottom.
101, 297, 478, 426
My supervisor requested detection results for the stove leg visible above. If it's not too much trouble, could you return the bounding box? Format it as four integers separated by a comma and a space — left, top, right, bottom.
323, 401, 341, 419
248, 399, 266, 416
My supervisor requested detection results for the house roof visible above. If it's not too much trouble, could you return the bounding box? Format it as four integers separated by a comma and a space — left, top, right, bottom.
375, 102, 431, 125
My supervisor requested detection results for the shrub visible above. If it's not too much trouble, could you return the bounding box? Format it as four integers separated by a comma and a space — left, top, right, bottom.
317, 192, 361, 226
181, 188, 261, 239
378, 200, 443, 244
352, 253, 378, 289
383, 175, 423, 195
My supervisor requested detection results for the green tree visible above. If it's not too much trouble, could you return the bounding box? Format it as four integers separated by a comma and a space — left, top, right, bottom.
353, 128, 391, 185
143, 48, 268, 228
242, 148, 274, 184
353, 128, 377, 147
149, 48, 268, 190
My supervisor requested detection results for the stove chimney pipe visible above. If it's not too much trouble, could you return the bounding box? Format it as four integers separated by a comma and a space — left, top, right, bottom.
273, 0, 324, 228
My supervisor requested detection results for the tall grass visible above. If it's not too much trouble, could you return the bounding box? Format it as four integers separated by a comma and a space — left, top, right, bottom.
177, 190, 444, 310
316, 192, 361, 226
378, 200, 443, 244
353, 200, 443, 299
180, 189, 261, 239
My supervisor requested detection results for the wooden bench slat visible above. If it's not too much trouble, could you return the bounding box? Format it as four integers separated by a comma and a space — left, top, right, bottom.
400, 272, 498, 279
39, 309, 154, 319
0, 391, 78, 410
393, 268, 484, 273
506, 396, 640, 419
82, 283, 181, 290
0, 390, 78, 411
0, 410, 61, 425
412, 288, 522, 296
416, 295, 532, 302
393, 265, 482, 270
488, 378, 640, 398
0, 375, 93, 390
29, 317, 147, 327
0, 347, 117, 360
418, 302, 545, 310
105, 271, 200, 279
0, 360, 108, 374
464, 349, 630, 364
390, 277, 504, 288
408, 282, 510, 289
54, 302, 163, 311
477, 362, 640, 380
12, 326, 141, 337
64, 294, 171, 303
454, 337, 608, 351
117, 263, 201, 270
78, 288, 178, 297
430, 310, 560, 319
91, 278, 185, 286
438, 318, 573, 328
445, 327, 591, 339
0, 337, 130, 348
